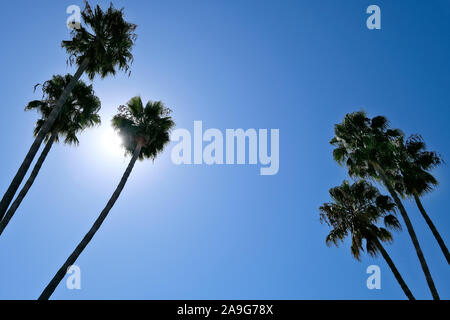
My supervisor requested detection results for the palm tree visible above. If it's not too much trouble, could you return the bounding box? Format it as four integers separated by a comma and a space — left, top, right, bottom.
0, 74, 101, 236
39, 97, 175, 300
0, 1, 137, 220
320, 180, 415, 300
330, 111, 440, 299
393, 134, 449, 264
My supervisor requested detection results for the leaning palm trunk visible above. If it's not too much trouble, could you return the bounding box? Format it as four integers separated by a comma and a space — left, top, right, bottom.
413, 190, 450, 264
375, 239, 415, 300
39, 143, 142, 300
0, 133, 57, 236
371, 161, 440, 300
0, 58, 89, 220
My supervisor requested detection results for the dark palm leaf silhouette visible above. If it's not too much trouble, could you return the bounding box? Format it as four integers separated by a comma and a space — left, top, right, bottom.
63, 1, 137, 80
393, 134, 449, 263
0, 1, 136, 220
0, 74, 101, 235
320, 180, 414, 299
330, 111, 440, 299
39, 97, 174, 300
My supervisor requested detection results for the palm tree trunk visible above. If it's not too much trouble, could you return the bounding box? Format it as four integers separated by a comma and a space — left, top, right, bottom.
38, 143, 142, 300
371, 161, 440, 300
413, 190, 450, 264
0, 58, 89, 221
375, 239, 415, 300
0, 133, 57, 236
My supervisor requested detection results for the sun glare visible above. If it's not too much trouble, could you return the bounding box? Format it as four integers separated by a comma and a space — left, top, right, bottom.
101, 128, 124, 157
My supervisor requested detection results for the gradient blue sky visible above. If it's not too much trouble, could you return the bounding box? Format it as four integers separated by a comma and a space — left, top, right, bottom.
0, 0, 449, 299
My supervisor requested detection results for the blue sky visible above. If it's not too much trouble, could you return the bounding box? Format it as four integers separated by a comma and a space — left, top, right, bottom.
0, 0, 449, 299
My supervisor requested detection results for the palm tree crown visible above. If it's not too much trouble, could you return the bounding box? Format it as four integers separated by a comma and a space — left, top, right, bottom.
62, 1, 137, 80
330, 111, 403, 180
320, 180, 415, 300
26, 74, 101, 144
393, 134, 443, 197
112, 96, 175, 160
320, 180, 401, 260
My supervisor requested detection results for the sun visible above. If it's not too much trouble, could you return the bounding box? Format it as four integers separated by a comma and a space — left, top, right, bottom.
101, 127, 124, 157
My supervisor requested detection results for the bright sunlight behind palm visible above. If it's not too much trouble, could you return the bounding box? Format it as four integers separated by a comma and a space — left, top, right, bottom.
39, 96, 174, 300
101, 126, 124, 157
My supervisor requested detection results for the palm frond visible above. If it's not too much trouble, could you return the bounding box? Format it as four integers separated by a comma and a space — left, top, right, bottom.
112, 97, 175, 160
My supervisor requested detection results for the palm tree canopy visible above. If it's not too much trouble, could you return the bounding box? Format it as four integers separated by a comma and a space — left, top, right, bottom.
330, 111, 404, 181
26, 74, 101, 145
62, 1, 137, 80
320, 180, 401, 260
393, 134, 443, 197
112, 96, 175, 160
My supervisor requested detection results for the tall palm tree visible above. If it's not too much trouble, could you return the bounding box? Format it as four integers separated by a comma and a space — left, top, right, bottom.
320, 180, 415, 300
39, 97, 175, 300
393, 134, 449, 264
0, 74, 101, 236
330, 111, 440, 299
0, 1, 137, 220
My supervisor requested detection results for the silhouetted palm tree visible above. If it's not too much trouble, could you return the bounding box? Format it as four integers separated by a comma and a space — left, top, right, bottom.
320, 180, 414, 300
393, 134, 449, 264
0, 74, 101, 236
39, 97, 175, 300
330, 111, 439, 300
0, 1, 136, 220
